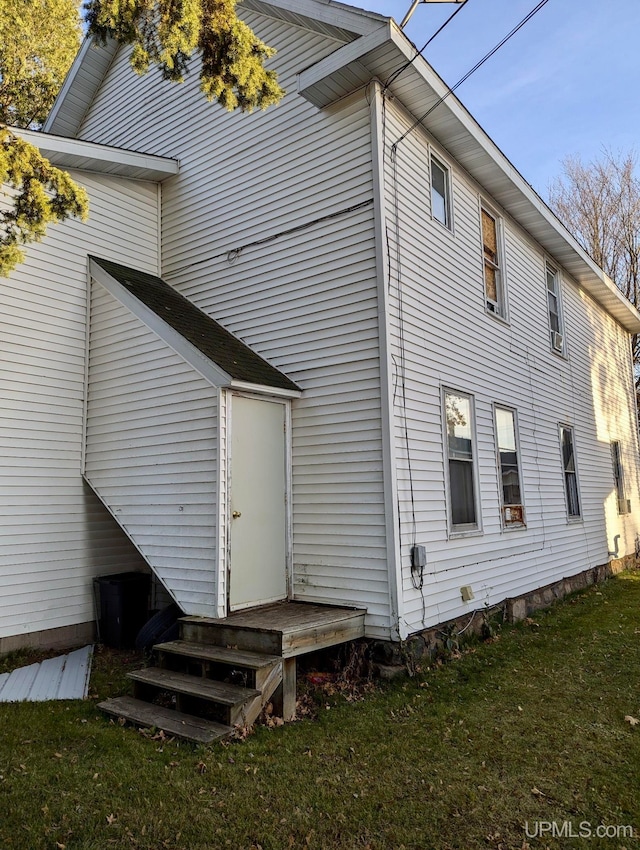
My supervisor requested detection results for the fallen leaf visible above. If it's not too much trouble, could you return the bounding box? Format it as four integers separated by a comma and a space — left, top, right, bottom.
624, 715, 639, 726
106, 814, 117, 825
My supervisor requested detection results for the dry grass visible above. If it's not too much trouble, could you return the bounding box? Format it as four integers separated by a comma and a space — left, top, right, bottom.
0, 575, 639, 849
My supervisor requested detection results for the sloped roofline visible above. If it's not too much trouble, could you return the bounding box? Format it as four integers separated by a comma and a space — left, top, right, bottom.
89, 257, 302, 396
44, 0, 387, 138
298, 20, 640, 335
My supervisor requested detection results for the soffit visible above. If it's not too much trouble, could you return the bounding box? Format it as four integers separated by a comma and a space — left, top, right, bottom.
44, 37, 118, 138
15, 128, 178, 182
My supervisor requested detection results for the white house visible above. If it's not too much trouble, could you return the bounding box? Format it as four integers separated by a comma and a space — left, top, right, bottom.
2, 0, 640, 654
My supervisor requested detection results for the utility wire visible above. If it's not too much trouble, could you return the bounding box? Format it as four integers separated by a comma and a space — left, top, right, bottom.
392, 0, 552, 150
163, 199, 374, 279
384, 0, 470, 92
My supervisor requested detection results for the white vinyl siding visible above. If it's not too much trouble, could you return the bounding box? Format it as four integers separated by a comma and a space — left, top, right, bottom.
78, 13, 391, 637
383, 99, 640, 634
85, 284, 219, 616
0, 173, 158, 641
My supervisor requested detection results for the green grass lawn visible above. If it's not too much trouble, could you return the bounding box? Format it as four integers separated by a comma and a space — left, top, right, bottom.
1, 575, 639, 850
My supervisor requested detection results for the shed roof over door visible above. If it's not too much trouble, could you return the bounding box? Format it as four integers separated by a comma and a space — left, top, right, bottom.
89, 256, 301, 395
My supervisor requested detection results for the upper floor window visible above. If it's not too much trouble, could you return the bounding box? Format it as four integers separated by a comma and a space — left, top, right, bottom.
495, 406, 525, 526
546, 262, 565, 353
444, 390, 479, 531
611, 441, 631, 514
481, 205, 506, 318
431, 155, 452, 229
560, 424, 581, 519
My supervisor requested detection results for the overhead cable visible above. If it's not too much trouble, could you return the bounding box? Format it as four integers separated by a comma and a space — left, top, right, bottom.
384, 0, 470, 92
392, 0, 552, 151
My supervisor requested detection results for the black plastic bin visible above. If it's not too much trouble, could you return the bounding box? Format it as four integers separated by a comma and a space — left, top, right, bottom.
94, 571, 151, 648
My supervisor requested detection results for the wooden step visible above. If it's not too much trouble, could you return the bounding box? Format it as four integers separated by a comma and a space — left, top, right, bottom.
129, 667, 260, 707
98, 696, 233, 744
155, 640, 281, 669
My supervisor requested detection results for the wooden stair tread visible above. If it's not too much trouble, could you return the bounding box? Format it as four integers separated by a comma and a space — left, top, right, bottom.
155, 640, 281, 669
129, 667, 261, 706
99, 696, 233, 744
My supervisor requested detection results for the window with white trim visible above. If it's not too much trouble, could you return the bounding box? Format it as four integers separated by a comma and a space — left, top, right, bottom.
444, 390, 478, 530
560, 424, 581, 518
430, 154, 452, 229
481, 205, 506, 317
546, 262, 565, 353
494, 406, 525, 526
611, 441, 631, 514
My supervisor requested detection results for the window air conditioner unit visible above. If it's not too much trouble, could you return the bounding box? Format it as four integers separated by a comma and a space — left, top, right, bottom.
552, 331, 564, 352
618, 498, 632, 515
503, 505, 525, 525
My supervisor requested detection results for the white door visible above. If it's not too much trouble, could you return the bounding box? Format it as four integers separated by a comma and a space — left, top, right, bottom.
229, 395, 288, 610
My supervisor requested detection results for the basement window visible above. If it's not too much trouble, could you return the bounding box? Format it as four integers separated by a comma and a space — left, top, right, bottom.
444, 389, 479, 532
560, 424, 581, 519
481, 205, 506, 318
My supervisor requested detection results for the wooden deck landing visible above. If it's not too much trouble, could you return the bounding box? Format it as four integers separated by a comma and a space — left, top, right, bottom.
180, 601, 366, 658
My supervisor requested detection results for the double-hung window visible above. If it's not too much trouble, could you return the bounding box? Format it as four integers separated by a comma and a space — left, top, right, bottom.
559, 424, 581, 519
481, 205, 506, 317
444, 390, 478, 531
611, 441, 631, 514
495, 406, 524, 526
430, 154, 452, 229
546, 262, 565, 353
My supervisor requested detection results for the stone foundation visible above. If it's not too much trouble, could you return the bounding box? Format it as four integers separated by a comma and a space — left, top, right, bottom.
0, 621, 95, 654
372, 554, 638, 670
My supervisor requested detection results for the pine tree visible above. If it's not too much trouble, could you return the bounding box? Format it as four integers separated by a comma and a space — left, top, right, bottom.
0, 0, 82, 127
1, 0, 283, 276
85, 0, 284, 112
0, 0, 88, 275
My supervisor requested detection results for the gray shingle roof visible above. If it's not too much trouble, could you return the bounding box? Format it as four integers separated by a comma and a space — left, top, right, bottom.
90, 257, 300, 392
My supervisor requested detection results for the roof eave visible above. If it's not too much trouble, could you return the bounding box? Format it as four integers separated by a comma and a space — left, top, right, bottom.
44, 36, 118, 138
240, 0, 386, 37
298, 22, 640, 335
13, 128, 179, 182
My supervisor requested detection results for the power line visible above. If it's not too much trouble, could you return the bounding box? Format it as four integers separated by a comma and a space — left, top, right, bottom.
384, 0, 470, 92
391, 0, 552, 151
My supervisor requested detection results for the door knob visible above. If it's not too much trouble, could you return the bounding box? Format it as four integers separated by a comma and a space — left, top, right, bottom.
232, 510, 242, 518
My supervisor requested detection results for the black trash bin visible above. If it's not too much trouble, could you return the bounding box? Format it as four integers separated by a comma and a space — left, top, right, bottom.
94, 571, 151, 648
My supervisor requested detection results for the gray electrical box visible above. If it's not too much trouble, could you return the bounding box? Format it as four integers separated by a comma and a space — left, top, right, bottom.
410, 545, 426, 569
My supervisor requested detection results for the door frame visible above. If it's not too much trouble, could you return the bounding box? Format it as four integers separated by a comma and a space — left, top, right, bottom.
224, 390, 293, 614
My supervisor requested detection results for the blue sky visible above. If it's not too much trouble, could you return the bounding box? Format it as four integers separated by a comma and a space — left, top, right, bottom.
360, 0, 639, 198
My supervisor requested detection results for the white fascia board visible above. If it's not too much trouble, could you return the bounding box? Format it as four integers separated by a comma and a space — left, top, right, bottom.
13, 128, 179, 182
229, 380, 302, 399
43, 36, 95, 134
298, 20, 393, 97
299, 22, 640, 335
89, 259, 232, 389
242, 0, 386, 36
